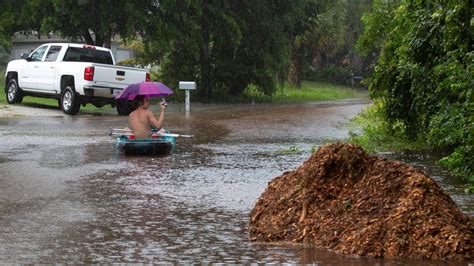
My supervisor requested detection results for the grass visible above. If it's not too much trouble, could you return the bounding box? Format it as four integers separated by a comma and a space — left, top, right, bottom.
1, 69, 366, 114
272, 81, 366, 103
241, 81, 366, 103
348, 102, 427, 153
275, 145, 302, 155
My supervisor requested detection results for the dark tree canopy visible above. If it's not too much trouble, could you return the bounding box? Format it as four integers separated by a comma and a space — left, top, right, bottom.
0, 0, 151, 47
0, 0, 356, 99
139, 0, 328, 101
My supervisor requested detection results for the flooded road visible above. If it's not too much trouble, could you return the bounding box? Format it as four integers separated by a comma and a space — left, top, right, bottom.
0, 100, 472, 264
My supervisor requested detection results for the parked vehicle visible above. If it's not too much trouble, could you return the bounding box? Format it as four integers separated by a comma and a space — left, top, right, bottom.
4, 43, 149, 115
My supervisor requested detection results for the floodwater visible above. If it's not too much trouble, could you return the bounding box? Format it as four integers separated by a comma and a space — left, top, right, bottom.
0, 100, 472, 265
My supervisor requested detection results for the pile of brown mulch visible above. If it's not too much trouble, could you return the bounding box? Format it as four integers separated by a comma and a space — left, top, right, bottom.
249, 142, 473, 260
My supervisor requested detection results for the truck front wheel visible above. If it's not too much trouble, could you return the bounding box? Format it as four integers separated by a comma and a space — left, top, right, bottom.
61, 86, 80, 115
6, 79, 23, 104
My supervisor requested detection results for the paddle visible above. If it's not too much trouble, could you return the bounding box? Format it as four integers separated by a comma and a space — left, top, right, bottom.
108, 128, 194, 138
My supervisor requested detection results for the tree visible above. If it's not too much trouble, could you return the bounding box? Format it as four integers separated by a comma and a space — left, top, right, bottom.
49, 0, 155, 47
0, 0, 40, 37
0, 0, 343, 101
141, 0, 328, 101
288, 0, 345, 87
288, 0, 373, 87
0, 0, 152, 48
358, 0, 473, 183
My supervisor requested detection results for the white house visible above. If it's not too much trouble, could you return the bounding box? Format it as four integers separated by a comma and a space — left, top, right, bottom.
10, 31, 137, 63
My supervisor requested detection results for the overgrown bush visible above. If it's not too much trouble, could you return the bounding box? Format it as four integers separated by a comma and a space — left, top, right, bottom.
242, 84, 271, 103
427, 104, 470, 150
349, 102, 425, 152
355, 0, 473, 189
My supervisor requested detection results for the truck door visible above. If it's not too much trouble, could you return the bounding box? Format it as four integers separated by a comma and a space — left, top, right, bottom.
37, 45, 61, 92
20, 45, 48, 90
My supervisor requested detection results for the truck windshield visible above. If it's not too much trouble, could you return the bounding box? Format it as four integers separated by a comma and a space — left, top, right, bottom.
63, 47, 113, 65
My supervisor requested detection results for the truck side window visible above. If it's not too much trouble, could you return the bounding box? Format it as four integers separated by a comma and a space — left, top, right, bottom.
45, 46, 62, 62
30, 46, 48, 62
63, 48, 80, 62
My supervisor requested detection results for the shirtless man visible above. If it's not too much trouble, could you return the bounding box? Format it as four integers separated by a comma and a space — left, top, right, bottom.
129, 96, 167, 139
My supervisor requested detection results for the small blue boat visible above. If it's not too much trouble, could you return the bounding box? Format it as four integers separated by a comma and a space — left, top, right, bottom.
117, 135, 176, 156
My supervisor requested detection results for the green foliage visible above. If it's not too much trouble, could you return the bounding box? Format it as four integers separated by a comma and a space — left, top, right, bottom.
0, 0, 152, 47
366, 0, 472, 137
305, 64, 353, 85
141, 0, 329, 101
0, 0, 361, 103
0, 37, 11, 66
286, 0, 332, 87
276, 146, 301, 155
273, 81, 364, 103
240, 80, 365, 103
439, 145, 474, 188
357, 0, 474, 188
297, 1, 373, 87
0, 77, 364, 113
0, 67, 4, 99
356, 0, 400, 57
242, 84, 270, 102
427, 104, 470, 149
349, 102, 426, 153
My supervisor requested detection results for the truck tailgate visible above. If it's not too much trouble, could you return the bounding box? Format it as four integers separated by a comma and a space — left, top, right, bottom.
92, 64, 148, 90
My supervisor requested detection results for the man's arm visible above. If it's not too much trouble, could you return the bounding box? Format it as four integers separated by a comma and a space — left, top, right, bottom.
148, 108, 165, 130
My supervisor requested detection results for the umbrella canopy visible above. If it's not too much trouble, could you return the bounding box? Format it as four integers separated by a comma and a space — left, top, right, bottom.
115, 82, 174, 100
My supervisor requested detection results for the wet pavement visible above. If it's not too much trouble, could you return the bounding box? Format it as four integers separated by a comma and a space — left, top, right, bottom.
0, 99, 472, 264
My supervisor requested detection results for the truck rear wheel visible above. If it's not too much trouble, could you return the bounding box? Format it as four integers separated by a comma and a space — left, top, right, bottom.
6, 79, 23, 104
61, 86, 80, 115
116, 100, 135, 115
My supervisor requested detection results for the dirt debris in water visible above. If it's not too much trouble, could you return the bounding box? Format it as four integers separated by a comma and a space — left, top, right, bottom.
249, 142, 473, 260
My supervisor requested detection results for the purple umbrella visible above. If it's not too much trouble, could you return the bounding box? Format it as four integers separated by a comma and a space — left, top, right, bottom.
115, 81, 174, 100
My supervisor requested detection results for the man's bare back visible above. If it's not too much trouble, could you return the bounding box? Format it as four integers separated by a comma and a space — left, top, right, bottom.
128, 96, 166, 139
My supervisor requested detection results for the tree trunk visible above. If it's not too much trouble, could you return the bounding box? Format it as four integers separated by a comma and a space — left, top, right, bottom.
95, 34, 104, 47
200, 0, 211, 100
287, 38, 307, 88
82, 28, 94, 45
288, 45, 304, 88
102, 35, 112, 49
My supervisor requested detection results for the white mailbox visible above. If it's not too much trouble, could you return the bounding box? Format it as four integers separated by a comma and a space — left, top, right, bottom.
179, 81, 196, 90
179, 81, 196, 112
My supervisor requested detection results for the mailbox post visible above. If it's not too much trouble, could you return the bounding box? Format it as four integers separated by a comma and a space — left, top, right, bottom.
179, 81, 196, 112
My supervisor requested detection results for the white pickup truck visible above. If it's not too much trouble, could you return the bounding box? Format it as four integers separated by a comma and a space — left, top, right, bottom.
4, 43, 149, 115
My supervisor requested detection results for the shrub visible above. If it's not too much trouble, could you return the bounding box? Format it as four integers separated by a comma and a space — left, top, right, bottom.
356, 1, 473, 188
305, 64, 353, 86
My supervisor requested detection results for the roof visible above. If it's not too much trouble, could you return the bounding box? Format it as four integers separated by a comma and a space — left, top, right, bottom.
12, 31, 75, 43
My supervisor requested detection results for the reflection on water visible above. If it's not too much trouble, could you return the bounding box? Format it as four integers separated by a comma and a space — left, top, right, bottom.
0, 101, 471, 264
